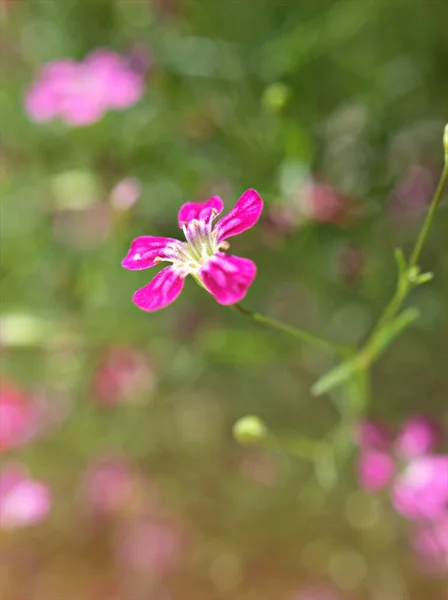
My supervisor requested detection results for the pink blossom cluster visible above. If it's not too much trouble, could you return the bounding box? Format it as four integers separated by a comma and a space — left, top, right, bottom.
25, 49, 145, 126
357, 417, 448, 574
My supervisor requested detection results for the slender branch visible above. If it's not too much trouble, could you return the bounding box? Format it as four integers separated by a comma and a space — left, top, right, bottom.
366, 165, 448, 343
232, 303, 350, 356
409, 165, 448, 268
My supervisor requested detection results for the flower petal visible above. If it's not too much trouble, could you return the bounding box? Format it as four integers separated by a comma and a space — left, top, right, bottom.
356, 450, 395, 492
133, 267, 185, 312
122, 236, 182, 270
215, 189, 263, 242
199, 253, 256, 305
391, 455, 448, 521
177, 196, 223, 228
395, 417, 439, 459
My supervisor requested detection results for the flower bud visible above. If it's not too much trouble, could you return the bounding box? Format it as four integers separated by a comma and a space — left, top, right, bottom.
233, 415, 268, 445
262, 83, 289, 113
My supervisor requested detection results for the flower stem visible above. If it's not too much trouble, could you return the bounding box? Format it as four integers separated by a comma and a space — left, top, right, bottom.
409, 165, 448, 269
232, 303, 350, 356
366, 164, 448, 342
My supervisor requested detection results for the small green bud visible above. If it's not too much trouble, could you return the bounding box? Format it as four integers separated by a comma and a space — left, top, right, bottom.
233, 415, 268, 445
262, 83, 290, 113
415, 271, 434, 285
407, 266, 420, 282
444, 124, 448, 164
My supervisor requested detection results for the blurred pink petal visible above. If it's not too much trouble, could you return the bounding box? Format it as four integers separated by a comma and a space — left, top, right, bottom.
116, 517, 184, 576
0, 464, 51, 529
356, 420, 393, 450
300, 182, 345, 224
411, 515, 448, 575
392, 455, 448, 521
109, 177, 141, 210
357, 449, 395, 492
0, 378, 38, 451
92, 346, 157, 407
395, 417, 439, 459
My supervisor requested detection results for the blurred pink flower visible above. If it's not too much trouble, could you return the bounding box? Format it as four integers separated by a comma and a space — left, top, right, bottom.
356, 417, 447, 522
109, 177, 141, 211
357, 449, 395, 492
82, 456, 160, 518
82, 457, 137, 517
390, 165, 436, 223
25, 49, 145, 126
411, 515, 448, 575
122, 190, 263, 311
391, 456, 448, 521
0, 378, 38, 451
116, 516, 185, 577
0, 463, 51, 529
92, 346, 156, 406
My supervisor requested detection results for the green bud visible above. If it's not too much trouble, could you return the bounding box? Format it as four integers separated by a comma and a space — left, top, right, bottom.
407, 266, 420, 282
262, 83, 290, 113
233, 415, 268, 445
415, 271, 434, 285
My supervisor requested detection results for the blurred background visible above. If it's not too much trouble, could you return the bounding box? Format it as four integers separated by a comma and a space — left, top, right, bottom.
0, 1, 447, 599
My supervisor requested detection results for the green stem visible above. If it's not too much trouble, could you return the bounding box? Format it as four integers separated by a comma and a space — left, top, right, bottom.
232, 303, 350, 356
367, 165, 448, 342
409, 165, 448, 268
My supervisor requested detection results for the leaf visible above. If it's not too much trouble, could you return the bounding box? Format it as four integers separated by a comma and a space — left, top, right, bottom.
394, 247, 407, 276
311, 357, 358, 397
361, 307, 420, 365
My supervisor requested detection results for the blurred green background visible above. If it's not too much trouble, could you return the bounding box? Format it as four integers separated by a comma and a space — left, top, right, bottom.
1, 1, 447, 599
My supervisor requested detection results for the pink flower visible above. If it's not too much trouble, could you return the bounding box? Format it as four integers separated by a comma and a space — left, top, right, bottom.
411, 515, 448, 575
122, 190, 263, 311
109, 177, 141, 211
25, 49, 145, 126
0, 378, 37, 451
92, 346, 156, 406
0, 463, 52, 529
81, 456, 160, 518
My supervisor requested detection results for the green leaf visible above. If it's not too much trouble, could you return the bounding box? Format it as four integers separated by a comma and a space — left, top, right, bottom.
311, 357, 358, 397
394, 247, 407, 276
361, 307, 420, 366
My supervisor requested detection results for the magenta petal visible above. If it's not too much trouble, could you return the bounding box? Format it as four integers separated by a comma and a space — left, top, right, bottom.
133, 267, 185, 312
122, 236, 181, 270
357, 450, 395, 492
215, 189, 263, 242
177, 196, 223, 227
199, 253, 256, 305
